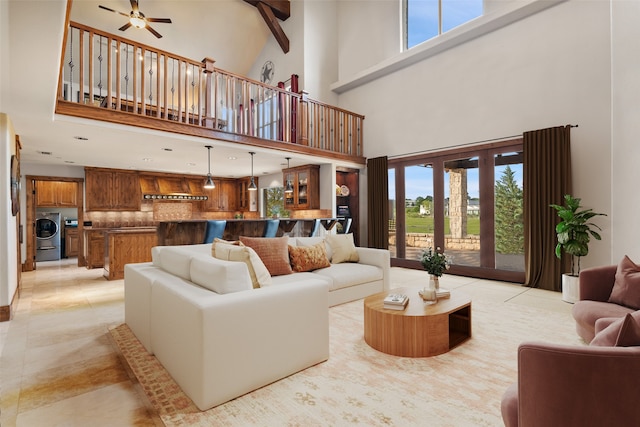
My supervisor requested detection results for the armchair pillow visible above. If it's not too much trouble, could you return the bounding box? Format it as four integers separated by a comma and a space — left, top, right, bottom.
608, 255, 640, 309
590, 312, 640, 347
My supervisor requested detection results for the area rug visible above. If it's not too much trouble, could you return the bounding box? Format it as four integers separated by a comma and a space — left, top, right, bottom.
110, 294, 584, 426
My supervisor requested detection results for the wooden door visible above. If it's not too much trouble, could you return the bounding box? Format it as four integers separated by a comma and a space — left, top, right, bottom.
85, 170, 114, 210
113, 171, 141, 210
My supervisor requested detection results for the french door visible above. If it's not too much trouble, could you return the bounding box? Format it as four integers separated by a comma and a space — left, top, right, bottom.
388, 140, 524, 282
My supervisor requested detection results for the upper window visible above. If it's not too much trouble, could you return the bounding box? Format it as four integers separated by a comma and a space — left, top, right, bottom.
405, 0, 483, 49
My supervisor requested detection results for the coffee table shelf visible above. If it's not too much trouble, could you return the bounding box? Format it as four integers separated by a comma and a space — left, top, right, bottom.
363, 287, 472, 357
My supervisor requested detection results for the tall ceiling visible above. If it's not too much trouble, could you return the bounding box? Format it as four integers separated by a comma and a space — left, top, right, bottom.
3, 0, 339, 179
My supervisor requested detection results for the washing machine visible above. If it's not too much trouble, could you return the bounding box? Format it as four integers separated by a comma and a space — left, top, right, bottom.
36, 212, 62, 261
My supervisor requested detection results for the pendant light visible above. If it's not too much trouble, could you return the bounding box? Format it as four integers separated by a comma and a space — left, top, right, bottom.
284, 157, 294, 194
248, 151, 257, 191
204, 145, 215, 189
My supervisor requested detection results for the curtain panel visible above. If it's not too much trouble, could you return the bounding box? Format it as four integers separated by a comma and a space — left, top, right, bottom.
367, 156, 389, 249
523, 125, 572, 291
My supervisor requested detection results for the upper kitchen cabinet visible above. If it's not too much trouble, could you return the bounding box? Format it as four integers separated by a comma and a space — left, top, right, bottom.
36, 180, 78, 207
202, 178, 238, 212
85, 167, 141, 211
283, 165, 320, 210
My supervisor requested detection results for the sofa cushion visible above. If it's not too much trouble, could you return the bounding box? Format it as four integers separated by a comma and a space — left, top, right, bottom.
189, 255, 252, 294
213, 241, 272, 288
288, 243, 331, 272
591, 312, 640, 347
296, 237, 333, 262
313, 263, 383, 291
240, 236, 293, 276
325, 233, 359, 264
608, 255, 640, 309
153, 246, 197, 281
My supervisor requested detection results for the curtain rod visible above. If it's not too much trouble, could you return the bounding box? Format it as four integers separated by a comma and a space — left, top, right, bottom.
387, 124, 578, 160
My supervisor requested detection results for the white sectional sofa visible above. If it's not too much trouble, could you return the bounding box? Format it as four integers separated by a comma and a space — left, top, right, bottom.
124, 236, 390, 411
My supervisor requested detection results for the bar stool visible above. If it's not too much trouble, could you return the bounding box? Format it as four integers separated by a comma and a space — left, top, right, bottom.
203, 220, 227, 243
309, 219, 321, 237
262, 219, 280, 237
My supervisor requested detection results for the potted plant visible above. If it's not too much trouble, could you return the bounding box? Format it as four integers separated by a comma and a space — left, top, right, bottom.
419, 247, 450, 290
550, 194, 606, 303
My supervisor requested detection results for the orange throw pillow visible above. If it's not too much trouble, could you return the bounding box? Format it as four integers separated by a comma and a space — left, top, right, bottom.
239, 236, 293, 276
289, 242, 331, 272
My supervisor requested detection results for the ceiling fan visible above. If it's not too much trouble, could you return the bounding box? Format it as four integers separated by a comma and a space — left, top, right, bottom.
98, 0, 172, 38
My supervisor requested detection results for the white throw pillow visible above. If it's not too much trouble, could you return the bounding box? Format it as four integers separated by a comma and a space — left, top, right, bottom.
190, 255, 252, 294
325, 233, 359, 264
213, 241, 272, 288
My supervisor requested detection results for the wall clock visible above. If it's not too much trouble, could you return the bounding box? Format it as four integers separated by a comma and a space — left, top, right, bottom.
260, 60, 274, 84
10, 154, 19, 216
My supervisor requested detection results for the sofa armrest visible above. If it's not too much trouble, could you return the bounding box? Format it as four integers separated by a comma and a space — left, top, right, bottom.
579, 264, 617, 302
150, 279, 329, 410
356, 247, 391, 291
515, 341, 640, 426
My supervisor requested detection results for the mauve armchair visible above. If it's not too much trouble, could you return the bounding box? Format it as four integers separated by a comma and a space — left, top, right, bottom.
501, 341, 640, 427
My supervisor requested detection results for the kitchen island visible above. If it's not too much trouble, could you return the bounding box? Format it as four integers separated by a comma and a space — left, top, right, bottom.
103, 228, 158, 280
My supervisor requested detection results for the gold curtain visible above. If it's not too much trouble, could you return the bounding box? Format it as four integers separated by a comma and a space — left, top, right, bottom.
367, 156, 389, 249
523, 125, 572, 290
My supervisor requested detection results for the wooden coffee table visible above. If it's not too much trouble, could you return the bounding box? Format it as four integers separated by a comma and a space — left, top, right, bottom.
363, 287, 472, 357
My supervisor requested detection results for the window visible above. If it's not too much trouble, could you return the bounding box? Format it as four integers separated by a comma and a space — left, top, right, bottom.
405, 0, 483, 49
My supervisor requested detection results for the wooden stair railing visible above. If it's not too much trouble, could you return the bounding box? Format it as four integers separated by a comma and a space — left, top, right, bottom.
57, 21, 365, 163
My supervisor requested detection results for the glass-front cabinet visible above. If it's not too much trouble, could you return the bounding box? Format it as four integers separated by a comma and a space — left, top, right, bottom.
283, 165, 319, 210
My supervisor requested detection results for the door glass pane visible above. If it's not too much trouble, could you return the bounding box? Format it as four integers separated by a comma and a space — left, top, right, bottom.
494, 152, 525, 272
388, 168, 396, 258
298, 171, 308, 205
444, 157, 480, 267
284, 172, 294, 209
405, 164, 434, 262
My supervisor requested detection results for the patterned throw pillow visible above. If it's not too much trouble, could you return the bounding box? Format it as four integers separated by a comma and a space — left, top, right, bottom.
325, 233, 359, 264
239, 236, 293, 276
288, 242, 331, 272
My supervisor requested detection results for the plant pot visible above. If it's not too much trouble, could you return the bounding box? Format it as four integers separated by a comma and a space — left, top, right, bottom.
562, 274, 580, 304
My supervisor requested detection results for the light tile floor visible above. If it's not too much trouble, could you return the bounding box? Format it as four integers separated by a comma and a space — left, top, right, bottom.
0, 259, 572, 426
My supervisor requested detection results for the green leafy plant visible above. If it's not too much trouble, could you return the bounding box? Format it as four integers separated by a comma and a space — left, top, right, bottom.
419, 247, 450, 277
550, 194, 606, 276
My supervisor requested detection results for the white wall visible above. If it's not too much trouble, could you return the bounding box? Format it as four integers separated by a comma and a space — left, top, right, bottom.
0, 113, 18, 309
611, 0, 640, 263
334, 0, 613, 269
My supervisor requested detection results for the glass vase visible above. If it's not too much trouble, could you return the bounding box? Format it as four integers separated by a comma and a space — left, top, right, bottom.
429, 275, 440, 290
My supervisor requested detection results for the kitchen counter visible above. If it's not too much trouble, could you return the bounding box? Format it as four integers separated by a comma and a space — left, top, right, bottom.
103, 229, 158, 280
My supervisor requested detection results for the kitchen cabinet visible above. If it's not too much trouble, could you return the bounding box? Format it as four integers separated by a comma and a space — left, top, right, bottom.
202, 178, 238, 211
85, 167, 140, 211
65, 227, 79, 257
36, 181, 78, 207
283, 165, 319, 210
237, 177, 258, 211
84, 229, 105, 269
103, 229, 157, 280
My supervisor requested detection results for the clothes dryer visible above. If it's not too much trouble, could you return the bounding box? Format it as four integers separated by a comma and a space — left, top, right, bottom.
36, 212, 61, 261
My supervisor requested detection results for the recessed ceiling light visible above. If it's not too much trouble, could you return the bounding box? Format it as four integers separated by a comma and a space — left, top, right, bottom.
162, 148, 173, 151
39, 151, 53, 156
74, 136, 89, 141
64, 160, 76, 164
142, 158, 152, 162
228, 156, 237, 160
187, 162, 196, 167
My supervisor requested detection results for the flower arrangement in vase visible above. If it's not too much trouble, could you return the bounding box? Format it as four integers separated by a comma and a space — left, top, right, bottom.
420, 247, 450, 290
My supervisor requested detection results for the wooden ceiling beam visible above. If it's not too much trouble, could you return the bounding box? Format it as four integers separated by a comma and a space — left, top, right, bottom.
243, 0, 290, 21
255, 1, 289, 53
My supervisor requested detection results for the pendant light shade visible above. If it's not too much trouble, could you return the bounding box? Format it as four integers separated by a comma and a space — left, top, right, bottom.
248, 152, 257, 191
284, 157, 294, 194
204, 145, 215, 189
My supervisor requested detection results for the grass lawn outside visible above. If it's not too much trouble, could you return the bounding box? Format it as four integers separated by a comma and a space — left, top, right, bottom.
403, 215, 480, 235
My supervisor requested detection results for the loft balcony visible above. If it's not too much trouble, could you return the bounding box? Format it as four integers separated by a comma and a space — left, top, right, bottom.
56, 22, 365, 164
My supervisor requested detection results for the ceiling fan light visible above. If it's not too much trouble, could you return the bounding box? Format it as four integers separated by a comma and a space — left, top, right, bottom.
130, 16, 146, 28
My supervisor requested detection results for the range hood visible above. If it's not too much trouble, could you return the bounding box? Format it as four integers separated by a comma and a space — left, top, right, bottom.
140, 175, 209, 200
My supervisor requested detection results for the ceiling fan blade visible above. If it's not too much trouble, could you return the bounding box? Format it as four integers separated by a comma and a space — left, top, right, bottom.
98, 5, 129, 17
146, 18, 172, 24
130, 0, 139, 13
119, 22, 132, 31
146, 25, 163, 38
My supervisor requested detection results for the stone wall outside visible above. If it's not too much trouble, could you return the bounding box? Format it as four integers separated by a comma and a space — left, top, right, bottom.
388, 232, 481, 251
